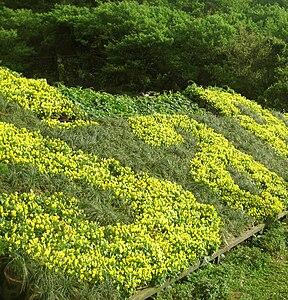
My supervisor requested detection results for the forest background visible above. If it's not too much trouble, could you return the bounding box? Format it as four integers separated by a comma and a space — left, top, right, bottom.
0, 0, 287, 110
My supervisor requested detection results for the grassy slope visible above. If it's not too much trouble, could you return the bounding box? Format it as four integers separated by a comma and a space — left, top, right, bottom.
0, 93, 271, 238
0, 69, 287, 299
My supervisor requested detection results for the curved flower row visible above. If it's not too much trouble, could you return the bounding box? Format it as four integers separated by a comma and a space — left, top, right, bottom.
128, 114, 287, 219
0, 121, 221, 295
185, 86, 288, 158
0, 191, 107, 279
0, 67, 85, 119
41, 118, 99, 129
128, 114, 184, 146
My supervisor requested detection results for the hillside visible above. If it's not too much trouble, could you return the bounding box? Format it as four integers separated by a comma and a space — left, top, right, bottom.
0, 67, 287, 299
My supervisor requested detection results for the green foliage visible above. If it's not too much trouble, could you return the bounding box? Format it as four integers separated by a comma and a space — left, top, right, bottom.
261, 48, 288, 110
262, 81, 288, 110
1, 0, 96, 11
251, 221, 288, 258
155, 221, 288, 300
72, 1, 193, 91
57, 84, 201, 117
0, 8, 39, 72
57, 85, 136, 117
203, 0, 253, 14
0, 0, 287, 109
207, 31, 279, 100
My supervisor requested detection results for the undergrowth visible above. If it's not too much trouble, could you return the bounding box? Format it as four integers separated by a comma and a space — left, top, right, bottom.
153, 219, 288, 300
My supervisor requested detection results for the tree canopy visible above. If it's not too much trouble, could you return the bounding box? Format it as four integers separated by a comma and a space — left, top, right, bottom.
0, 0, 287, 109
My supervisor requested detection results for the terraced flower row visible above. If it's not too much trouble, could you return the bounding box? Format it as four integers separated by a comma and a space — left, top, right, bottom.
0, 121, 221, 296
128, 114, 185, 146
41, 118, 99, 129
185, 86, 288, 158
0, 191, 107, 279
0, 67, 97, 129
128, 114, 287, 219
0, 67, 81, 119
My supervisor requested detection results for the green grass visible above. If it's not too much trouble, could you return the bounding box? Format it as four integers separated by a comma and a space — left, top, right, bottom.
229, 262, 288, 300
153, 220, 288, 300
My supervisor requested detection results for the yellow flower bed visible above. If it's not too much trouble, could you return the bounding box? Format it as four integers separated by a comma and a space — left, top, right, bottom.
128, 114, 287, 219
0, 191, 107, 280
186, 86, 288, 158
129, 114, 184, 146
0, 121, 221, 295
0, 67, 84, 120
41, 118, 99, 129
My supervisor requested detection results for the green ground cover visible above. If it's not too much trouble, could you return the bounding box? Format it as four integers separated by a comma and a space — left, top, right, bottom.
153, 220, 288, 300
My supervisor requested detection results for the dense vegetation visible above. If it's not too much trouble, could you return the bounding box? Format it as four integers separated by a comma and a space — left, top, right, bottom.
0, 0, 288, 109
154, 220, 288, 300
0, 67, 287, 299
